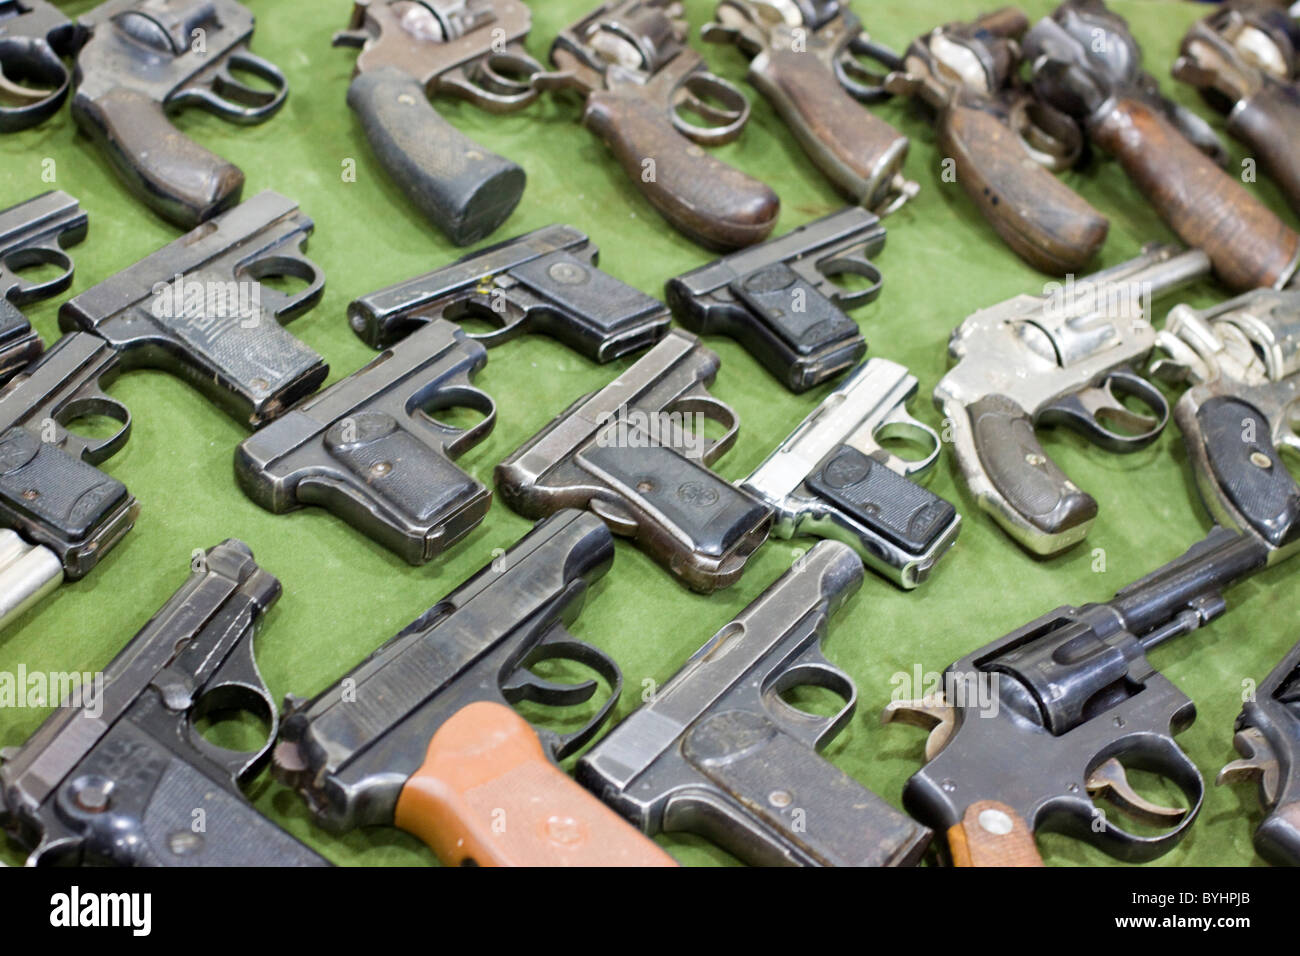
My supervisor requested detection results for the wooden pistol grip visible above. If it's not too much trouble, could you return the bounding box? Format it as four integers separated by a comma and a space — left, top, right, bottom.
1091, 96, 1299, 291
943, 104, 1108, 273
748, 46, 908, 208
393, 701, 678, 867
946, 800, 1044, 867
583, 88, 779, 250
1229, 81, 1300, 220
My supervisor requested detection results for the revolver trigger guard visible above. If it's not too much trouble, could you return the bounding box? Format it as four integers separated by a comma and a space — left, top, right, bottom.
1078, 740, 1205, 859
241, 252, 325, 320
670, 72, 750, 146
179, 50, 289, 124
415, 385, 497, 456
763, 657, 857, 751
1008, 95, 1084, 172
3, 244, 75, 306
440, 57, 540, 113
0, 39, 71, 130
1039, 370, 1169, 453
836, 33, 904, 102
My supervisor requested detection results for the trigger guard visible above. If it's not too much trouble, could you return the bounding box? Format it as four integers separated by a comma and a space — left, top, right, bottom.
241, 252, 325, 319
665, 394, 738, 465
184, 679, 279, 786
1039, 371, 1169, 453
3, 245, 74, 305
1008, 96, 1084, 172
764, 659, 857, 749
413, 385, 497, 456
819, 254, 883, 310
55, 394, 132, 466
525, 633, 623, 762
1077, 740, 1205, 860
836, 34, 903, 102
179, 51, 288, 123
670, 74, 749, 146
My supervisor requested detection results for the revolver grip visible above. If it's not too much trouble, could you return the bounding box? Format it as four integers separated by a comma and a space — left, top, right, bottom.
1191, 395, 1300, 550
71, 87, 244, 229
1091, 96, 1300, 292
348, 69, 525, 246
1228, 81, 1300, 220
965, 394, 1098, 555
584, 88, 778, 250
941, 104, 1108, 274
748, 46, 909, 210
394, 701, 677, 867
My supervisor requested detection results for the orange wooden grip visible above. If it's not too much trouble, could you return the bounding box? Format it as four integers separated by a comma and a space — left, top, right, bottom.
393, 701, 678, 867
945, 800, 1045, 867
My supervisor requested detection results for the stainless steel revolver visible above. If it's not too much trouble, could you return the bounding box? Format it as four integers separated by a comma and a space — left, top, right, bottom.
1151, 288, 1300, 563
934, 244, 1210, 556
742, 358, 959, 588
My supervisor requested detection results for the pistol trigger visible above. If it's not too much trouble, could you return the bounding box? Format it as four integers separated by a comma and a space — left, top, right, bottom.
1217, 727, 1281, 805
1085, 757, 1188, 826
881, 698, 956, 761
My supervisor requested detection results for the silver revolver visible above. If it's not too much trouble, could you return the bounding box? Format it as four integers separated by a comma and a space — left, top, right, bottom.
742, 358, 959, 588
1151, 288, 1300, 563
934, 244, 1210, 556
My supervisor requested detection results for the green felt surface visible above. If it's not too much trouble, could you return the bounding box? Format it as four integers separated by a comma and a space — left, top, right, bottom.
1, 0, 1297, 868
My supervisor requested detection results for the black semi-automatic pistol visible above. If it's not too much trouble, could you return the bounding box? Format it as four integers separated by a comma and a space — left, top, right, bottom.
59, 190, 327, 429
1220, 636, 1300, 867
235, 319, 494, 564
0, 331, 135, 630
348, 224, 670, 362
0, 191, 87, 384
0, 0, 79, 131
0, 539, 328, 866
495, 329, 771, 593
71, 0, 289, 227
667, 207, 885, 392
577, 539, 933, 866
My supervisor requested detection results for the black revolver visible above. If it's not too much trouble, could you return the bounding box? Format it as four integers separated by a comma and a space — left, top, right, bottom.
0, 331, 136, 630
0, 191, 88, 384
0, 539, 327, 866
495, 329, 771, 593
59, 190, 326, 429
334, 0, 545, 246
0, 0, 79, 131
273, 509, 675, 866
71, 0, 288, 227
884, 527, 1267, 866
348, 224, 670, 362
666, 207, 885, 392
578, 540, 932, 866
1220, 636, 1300, 867
235, 319, 494, 564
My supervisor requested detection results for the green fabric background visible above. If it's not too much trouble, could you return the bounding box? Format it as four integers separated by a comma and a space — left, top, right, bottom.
1, 0, 1296, 867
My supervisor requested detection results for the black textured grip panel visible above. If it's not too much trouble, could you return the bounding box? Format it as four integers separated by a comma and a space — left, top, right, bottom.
806, 444, 955, 554
1198, 397, 1300, 549
512, 249, 663, 336
580, 441, 768, 558
681, 710, 930, 866
969, 394, 1097, 536
348, 68, 524, 246
320, 412, 478, 524
0, 426, 129, 553
728, 262, 857, 356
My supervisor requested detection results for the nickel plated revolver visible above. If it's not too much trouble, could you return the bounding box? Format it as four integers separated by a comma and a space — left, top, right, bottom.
0, 191, 87, 385
334, 0, 546, 246
1150, 288, 1300, 563
741, 358, 960, 588
1220, 635, 1300, 866
1023, 0, 1300, 292
0, 539, 327, 866
701, 0, 917, 214
934, 243, 1211, 556
885, 7, 1109, 274
0, 0, 79, 131
884, 526, 1269, 866
536, 0, 779, 251
1174, 2, 1300, 217
71, 0, 289, 228
577, 540, 933, 866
